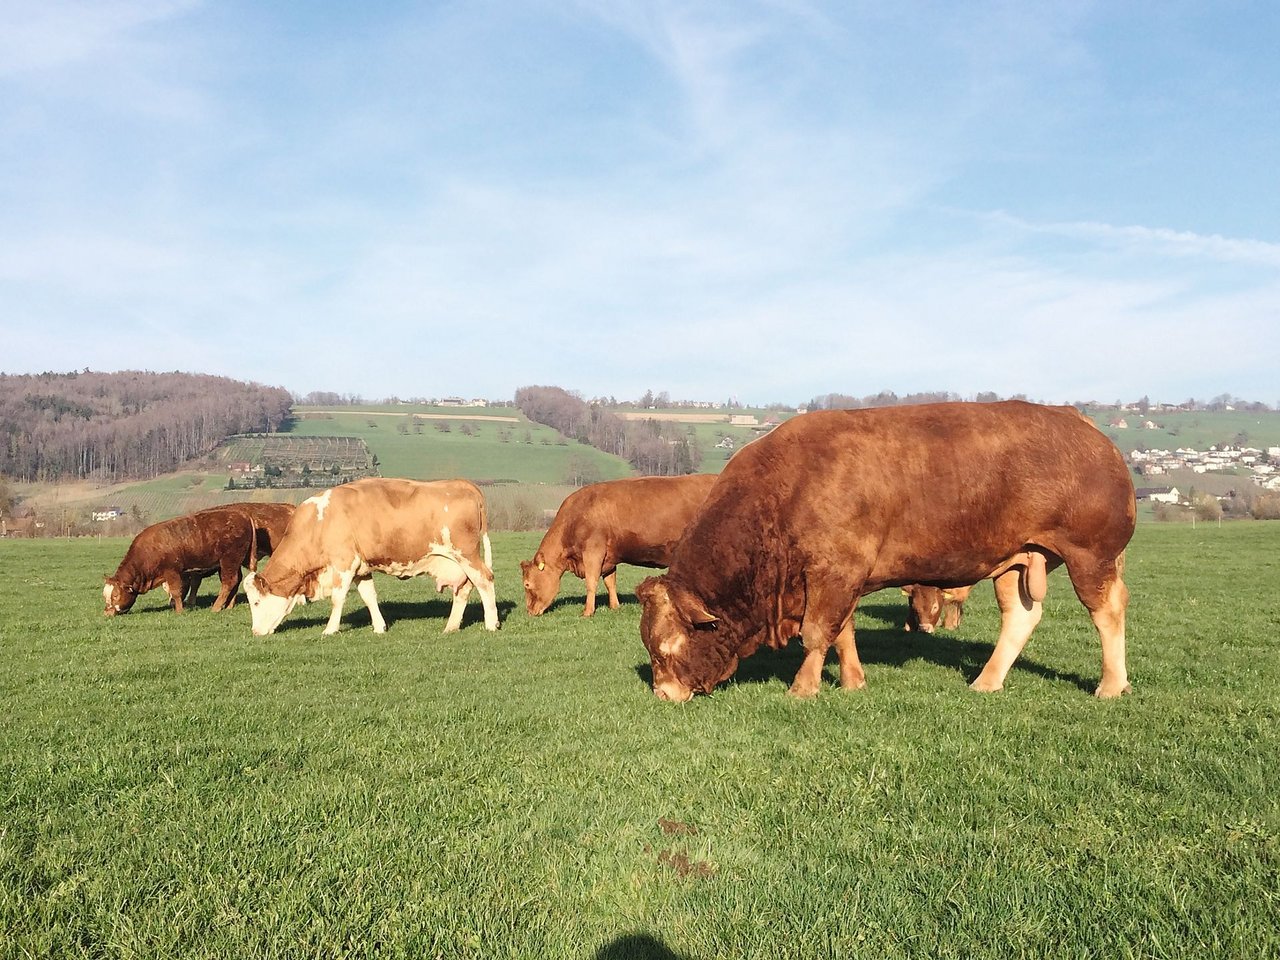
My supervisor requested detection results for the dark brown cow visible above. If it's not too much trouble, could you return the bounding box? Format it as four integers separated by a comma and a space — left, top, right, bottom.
103, 510, 257, 615
520, 474, 718, 617
180, 501, 296, 605
637, 401, 1135, 701
902, 583, 974, 633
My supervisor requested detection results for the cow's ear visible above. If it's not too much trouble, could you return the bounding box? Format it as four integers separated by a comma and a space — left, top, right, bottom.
671, 585, 717, 628
635, 576, 664, 604
900, 586, 913, 596
941, 589, 955, 601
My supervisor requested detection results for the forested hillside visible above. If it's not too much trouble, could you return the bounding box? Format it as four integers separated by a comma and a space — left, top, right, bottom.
0, 371, 292, 482
515, 385, 702, 476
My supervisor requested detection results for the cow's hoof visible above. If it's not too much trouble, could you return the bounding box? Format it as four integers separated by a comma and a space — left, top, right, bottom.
968, 678, 1004, 693
785, 684, 820, 699
1094, 681, 1132, 698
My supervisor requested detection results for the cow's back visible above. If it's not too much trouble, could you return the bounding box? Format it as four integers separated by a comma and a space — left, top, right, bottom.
674, 401, 1134, 597
555, 474, 717, 565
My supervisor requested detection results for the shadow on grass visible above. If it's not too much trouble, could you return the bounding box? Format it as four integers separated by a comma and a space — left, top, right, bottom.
595, 933, 688, 960
536, 593, 642, 617
632, 601, 1096, 695
260, 597, 516, 635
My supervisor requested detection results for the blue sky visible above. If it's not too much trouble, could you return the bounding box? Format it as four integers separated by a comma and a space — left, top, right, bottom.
3, 0, 1278, 406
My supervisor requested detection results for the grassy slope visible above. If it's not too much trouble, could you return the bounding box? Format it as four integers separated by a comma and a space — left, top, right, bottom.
2, 522, 1277, 958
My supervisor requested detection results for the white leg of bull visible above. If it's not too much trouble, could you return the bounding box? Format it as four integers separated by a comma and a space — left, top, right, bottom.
323, 570, 355, 635
1090, 577, 1130, 698
1062, 552, 1131, 698
971, 569, 1043, 693
443, 581, 473, 633
354, 576, 387, 633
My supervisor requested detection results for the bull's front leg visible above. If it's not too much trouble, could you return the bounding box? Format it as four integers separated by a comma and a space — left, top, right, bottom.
164, 572, 186, 613
790, 575, 859, 698
353, 576, 386, 633
580, 549, 606, 618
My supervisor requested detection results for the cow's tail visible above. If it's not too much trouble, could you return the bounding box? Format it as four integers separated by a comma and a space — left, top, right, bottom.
482, 531, 492, 571
247, 518, 259, 572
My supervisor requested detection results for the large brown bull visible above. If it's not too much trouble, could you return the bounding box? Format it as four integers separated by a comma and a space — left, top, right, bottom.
637, 401, 1136, 701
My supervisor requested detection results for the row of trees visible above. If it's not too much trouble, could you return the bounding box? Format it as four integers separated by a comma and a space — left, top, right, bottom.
0, 371, 292, 482
515, 385, 702, 476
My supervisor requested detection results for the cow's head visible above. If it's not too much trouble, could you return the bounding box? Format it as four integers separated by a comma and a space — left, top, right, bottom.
103, 576, 138, 616
901, 584, 969, 633
242, 571, 304, 636
636, 576, 736, 702
901, 584, 942, 634
519, 554, 562, 616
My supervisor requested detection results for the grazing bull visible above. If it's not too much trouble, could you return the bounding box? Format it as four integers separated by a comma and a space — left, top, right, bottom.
902, 583, 974, 633
241, 478, 499, 636
103, 510, 257, 615
179, 501, 297, 606
521, 474, 718, 617
636, 401, 1136, 701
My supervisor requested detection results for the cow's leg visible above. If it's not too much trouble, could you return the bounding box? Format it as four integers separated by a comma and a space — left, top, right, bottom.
581, 549, 606, 617
164, 572, 186, 613
443, 580, 473, 633
322, 570, 355, 635
183, 574, 203, 607
457, 556, 500, 631
832, 618, 866, 690
790, 577, 857, 698
1062, 551, 1131, 698
354, 576, 387, 633
211, 558, 241, 611
603, 568, 621, 610
971, 570, 1042, 692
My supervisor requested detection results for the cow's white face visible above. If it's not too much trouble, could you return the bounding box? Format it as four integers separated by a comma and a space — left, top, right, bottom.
243, 571, 303, 636
103, 577, 137, 616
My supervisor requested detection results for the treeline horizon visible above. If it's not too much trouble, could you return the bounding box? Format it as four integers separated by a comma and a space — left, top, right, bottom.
1, 371, 292, 483
514, 385, 702, 477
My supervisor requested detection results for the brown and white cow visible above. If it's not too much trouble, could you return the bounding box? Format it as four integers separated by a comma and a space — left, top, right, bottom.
902, 583, 974, 633
637, 401, 1135, 701
103, 510, 258, 615
241, 478, 499, 636
520, 473, 718, 617
180, 501, 296, 606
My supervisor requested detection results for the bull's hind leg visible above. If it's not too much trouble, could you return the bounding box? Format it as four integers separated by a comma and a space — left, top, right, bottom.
443, 580, 473, 633
1063, 551, 1131, 698
603, 569, 621, 610
832, 618, 866, 691
970, 568, 1043, 693
182, 574, 203, 607
354, 577, 387, 633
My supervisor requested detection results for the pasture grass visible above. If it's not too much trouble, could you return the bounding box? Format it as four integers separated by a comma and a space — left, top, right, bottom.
2, 523, 1278, 958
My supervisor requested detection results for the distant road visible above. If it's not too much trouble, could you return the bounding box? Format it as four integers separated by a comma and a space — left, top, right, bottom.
304, 410, 521, 423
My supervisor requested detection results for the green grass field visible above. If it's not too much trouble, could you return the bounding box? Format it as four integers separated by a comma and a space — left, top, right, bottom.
2, 522, 1277, 958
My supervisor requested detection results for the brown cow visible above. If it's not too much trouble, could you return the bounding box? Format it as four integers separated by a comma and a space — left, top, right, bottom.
520, 474, 718, 617
180, 501, 296, 605
902, 583, 974, 633
242, 478, 499, 636
636, 401, 1135, 701
103, 510, 257, 615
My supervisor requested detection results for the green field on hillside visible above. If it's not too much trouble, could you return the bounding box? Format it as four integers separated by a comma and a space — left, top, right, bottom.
1091, 409, 1280, 453
285, 406, 633, 485
2, 522, 1277, 958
